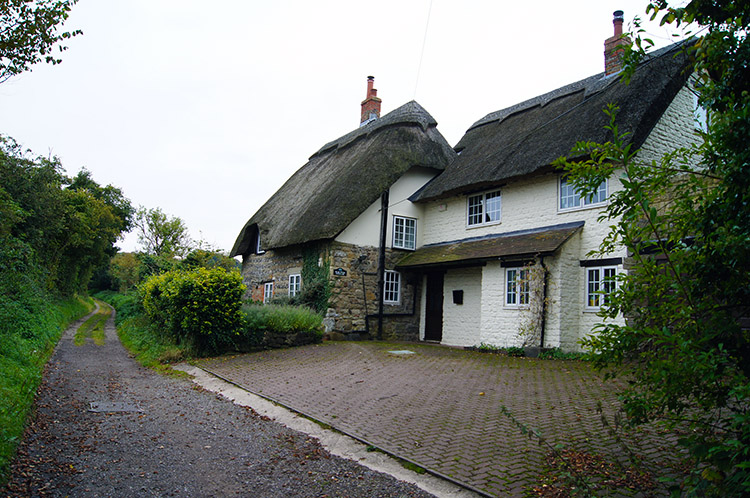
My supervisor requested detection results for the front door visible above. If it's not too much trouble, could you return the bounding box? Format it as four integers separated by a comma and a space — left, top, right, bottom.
424, 272, 444, 342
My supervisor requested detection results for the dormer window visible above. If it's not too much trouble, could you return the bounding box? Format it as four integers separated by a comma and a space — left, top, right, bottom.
467, 190, 501, 227
255, 231, 265, 254
559, 176, 607, 211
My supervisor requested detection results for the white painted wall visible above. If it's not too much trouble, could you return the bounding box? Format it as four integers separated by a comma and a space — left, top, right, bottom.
335, 166, 439, 248
441, 267, 482, 347
422, 84, 698, 350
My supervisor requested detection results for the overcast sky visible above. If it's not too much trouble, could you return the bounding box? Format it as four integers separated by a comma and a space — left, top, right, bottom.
0, 1, 683, 254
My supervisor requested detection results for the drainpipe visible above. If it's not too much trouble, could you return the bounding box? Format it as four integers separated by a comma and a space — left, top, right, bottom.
539, 257, 549, 349
376, 190, 389, 340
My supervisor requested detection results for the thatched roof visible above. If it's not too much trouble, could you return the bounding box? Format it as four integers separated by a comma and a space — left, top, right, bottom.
395, 221, 584, 270
230, 101, 456, 257
414, 43, 693, 202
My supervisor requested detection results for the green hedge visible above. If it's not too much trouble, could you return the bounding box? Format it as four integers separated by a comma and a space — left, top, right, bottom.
240, 304, 323, 349
141, 267, 245, 355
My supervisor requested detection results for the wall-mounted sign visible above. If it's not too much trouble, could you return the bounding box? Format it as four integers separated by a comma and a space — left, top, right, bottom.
333, 268, 347, 276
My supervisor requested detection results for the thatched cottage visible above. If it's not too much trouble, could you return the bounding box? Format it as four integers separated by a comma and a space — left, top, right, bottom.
229, 86, 456, 339
231, 12, 699, 350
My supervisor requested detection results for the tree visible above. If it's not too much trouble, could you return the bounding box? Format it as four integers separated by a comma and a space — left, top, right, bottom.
134, 206, 192, 258
556, 2, 749, 495
0, 0, 81, 83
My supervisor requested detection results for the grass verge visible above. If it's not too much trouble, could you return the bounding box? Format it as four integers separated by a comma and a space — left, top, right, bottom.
0, 295, 94, 488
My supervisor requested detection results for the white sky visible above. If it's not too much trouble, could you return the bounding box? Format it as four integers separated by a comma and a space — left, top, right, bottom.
0, 1, 682, 254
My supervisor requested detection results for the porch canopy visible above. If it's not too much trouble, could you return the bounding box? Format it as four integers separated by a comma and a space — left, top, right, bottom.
395, 221, 584, 270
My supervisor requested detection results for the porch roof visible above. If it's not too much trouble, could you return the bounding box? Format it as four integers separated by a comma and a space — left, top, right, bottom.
395, 221, 584, 270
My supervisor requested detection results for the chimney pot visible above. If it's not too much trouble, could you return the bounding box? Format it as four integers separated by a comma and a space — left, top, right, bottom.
604, 10, 629, 75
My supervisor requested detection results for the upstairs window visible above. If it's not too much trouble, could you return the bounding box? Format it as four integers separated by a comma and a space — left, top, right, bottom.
559, 176, 607, 210
393, 216, 417, 250
467, 190, 502, 226
383, 270, 401, 304
288, 274, 301, 297
586, 266, 617, 308
506, 268, 530, 307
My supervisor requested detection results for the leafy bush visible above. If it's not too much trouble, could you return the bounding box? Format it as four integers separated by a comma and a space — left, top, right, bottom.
505, 346, 526, 357
240, 304, 323, 349
141, 267, 245, 355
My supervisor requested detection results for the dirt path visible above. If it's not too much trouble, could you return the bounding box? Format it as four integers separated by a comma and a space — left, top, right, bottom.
3, 303, 434, 497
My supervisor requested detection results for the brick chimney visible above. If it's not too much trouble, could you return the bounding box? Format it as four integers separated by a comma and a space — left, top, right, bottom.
604, 10, 629, 75
360, 76, 382, 126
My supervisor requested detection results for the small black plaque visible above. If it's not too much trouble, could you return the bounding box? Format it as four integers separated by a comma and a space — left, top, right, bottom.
333, 268, 347, 276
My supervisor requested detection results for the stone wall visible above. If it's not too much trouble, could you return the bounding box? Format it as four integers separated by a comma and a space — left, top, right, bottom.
240, 240, 420, 341
328, 241, 419, 341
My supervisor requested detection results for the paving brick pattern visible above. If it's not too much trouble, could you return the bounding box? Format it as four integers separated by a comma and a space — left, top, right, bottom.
198, 342, 681, 497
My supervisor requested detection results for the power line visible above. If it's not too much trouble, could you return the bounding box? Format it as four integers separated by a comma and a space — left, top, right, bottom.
413, 0, 434, 100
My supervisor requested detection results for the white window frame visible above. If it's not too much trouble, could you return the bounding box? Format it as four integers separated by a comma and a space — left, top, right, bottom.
288, 274, 301, 297
467, 190, 502, 227
585, 266, 617, 309
263, 281, 274, 304
255, 232, 265, 254
505, 268, 530, 308
559, 175, 607, 211
383, 270, 401, 305
392, 216, 417, 250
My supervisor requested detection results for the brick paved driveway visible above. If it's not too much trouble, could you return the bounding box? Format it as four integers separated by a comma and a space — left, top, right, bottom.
197, 342, 681, 497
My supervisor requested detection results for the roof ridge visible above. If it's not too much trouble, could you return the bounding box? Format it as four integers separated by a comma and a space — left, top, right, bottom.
465, 41, 688, 135
312, 100, 437, 158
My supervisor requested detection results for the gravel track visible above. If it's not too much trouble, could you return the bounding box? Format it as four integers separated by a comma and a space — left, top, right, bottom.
3, 304, 434, 497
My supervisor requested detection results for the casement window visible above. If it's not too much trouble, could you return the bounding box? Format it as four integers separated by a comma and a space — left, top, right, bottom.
506, 268, 530, 307
288, 274, 301, 297
467, 190, 502, 226
263, 281, 274, 304
383, 270, 401, 304
586, 266, 617, 308
559, 176, 607, 210
393, 216, 417, 250
255, 232, 265, 254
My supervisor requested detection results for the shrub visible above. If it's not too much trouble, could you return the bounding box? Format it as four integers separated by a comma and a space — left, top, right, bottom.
141, 267, 245, 355
240, 304, 323, 350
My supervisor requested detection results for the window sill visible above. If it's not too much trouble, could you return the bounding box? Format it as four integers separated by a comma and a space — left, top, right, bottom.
557, 202, 607, 214
466, 220, 502, 230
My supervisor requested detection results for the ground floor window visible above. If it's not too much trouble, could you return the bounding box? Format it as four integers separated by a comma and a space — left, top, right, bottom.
289, 274, 301, 297
586, 266, 617, 308
384, 270, 401, 304
506, 267, 530, 307
263, 281, 274, 304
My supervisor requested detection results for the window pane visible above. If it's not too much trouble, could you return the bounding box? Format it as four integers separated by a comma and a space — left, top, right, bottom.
585, 180, 607, 205
519, 269, 530, 305
468, 195, 483, 225
602, 267, 616, 304
506, 269, 517, 305
404, 218, 416, 249
384, 271, 400, 303
393, 217, 416, 250
485, 191, 501, 222
560, 176, 581, 209
587, 269, 600, 307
